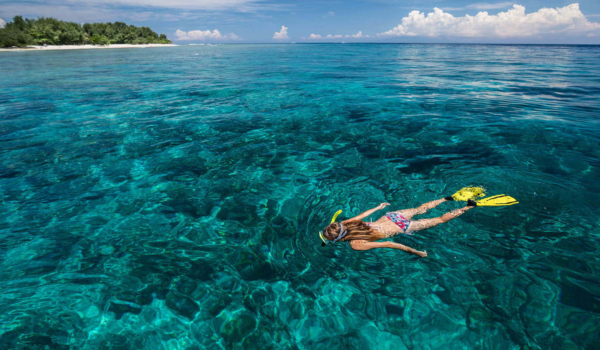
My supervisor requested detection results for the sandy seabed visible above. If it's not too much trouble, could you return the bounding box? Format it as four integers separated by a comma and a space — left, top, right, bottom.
0, 44, 177, 52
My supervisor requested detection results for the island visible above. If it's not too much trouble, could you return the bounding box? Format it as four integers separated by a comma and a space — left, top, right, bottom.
0, 16, 173, 50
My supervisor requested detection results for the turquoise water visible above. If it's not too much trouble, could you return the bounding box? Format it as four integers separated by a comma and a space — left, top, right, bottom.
1, 44, 599, 349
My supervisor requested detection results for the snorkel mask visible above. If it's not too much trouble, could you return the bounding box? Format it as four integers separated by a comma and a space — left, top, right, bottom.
319, 210, 348, 247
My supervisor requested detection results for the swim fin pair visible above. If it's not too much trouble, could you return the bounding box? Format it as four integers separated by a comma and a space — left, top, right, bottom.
448, 186, 518, 206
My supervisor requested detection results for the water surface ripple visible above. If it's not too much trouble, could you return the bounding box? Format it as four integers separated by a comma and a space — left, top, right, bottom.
1, 44, 599, 349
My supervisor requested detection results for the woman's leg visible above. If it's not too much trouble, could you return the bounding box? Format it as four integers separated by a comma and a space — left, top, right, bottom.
392, 198, 449, 220
407, 205, 473, 233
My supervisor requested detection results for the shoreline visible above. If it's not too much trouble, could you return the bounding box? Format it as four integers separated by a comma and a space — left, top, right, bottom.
0, 44, 177, 52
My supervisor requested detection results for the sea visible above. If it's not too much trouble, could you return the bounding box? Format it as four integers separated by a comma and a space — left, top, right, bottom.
1, 44, 599, 349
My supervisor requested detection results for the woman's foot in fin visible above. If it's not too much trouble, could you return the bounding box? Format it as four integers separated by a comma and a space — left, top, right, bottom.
444, 196, 454, 201
467, 199, 477, 207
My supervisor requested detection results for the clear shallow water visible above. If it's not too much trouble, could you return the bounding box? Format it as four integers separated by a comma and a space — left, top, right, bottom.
0, 44, 599, 349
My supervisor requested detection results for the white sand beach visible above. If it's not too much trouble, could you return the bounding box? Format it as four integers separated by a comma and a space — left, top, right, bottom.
0, 44, 177, 52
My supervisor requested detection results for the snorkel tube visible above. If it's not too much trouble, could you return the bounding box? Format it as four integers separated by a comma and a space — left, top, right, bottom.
319, 210, 348, 247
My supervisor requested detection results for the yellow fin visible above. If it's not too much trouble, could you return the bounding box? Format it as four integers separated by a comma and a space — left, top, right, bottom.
452, 186, 486, 201
476, 194, 519, 206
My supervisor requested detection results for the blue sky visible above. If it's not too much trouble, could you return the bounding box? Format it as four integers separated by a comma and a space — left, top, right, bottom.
1, 0, 599, 43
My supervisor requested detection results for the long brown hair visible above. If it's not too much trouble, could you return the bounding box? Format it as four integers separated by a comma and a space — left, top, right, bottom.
322, 220, 385, 243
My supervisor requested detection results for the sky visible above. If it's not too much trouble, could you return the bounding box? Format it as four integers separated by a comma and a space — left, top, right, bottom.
1, 0, 599, 44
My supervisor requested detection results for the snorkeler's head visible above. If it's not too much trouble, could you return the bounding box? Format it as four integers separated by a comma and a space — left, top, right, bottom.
321, 221, 381, 246
322, 222, 345, 242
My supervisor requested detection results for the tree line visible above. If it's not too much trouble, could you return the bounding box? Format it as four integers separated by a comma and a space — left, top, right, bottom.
0, 16, 172, 47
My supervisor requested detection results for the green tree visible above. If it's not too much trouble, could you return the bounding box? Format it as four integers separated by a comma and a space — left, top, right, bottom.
13, 16, 26, 31
97, 35, 109, 45
0, 16, 33, 47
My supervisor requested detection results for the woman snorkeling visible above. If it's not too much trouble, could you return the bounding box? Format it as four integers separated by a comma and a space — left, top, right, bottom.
319, 187, 518, 258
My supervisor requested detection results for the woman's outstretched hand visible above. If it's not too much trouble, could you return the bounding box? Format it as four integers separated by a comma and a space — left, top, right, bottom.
416, 250, 427, 257
376, 203, 390, 210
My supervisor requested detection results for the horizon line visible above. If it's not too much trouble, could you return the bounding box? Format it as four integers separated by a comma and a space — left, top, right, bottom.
176, 42, 600, 46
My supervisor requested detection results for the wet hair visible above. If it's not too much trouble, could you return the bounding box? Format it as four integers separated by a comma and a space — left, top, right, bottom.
322, 220, 385, 245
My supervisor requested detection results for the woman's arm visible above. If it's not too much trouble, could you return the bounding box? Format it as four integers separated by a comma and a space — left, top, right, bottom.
349, 240, 427, 257
343, 203, 390, 222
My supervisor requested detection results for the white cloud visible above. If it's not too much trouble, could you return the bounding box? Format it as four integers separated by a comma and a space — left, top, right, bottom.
0, 18, 5, 29
306, 31, 369, 40
273, 25, 290, 40
174, 29, 239, 41
324, 11, 335, 18
442, 3, 514, 13
467, 2, 514, 10
345, 31, 369, 38
378, 4, 600, 38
